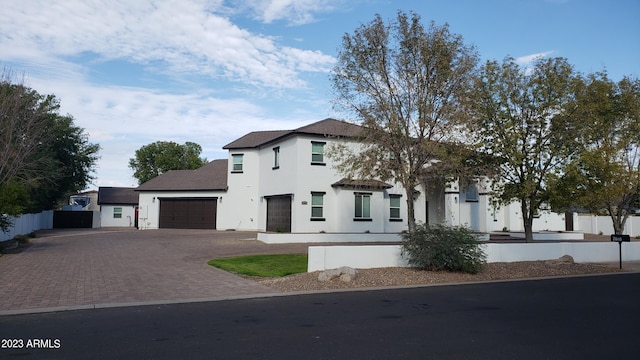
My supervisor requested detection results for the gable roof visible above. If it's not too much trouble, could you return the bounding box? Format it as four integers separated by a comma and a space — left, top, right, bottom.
136, 159, 228, 192
98, 187, 139, 205
223, 118, 363, 150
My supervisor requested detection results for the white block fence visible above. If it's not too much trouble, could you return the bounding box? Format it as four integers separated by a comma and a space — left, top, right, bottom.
308, 242, 640, 271
0, 211, 54, 242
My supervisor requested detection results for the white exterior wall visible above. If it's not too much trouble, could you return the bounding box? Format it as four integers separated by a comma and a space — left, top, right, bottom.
219, 150, 261, 231
100, 205, 137, 227
308, 242, 640, 271
252, 136, 418, 233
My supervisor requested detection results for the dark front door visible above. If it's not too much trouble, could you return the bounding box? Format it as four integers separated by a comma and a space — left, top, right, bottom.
159, 198, 217, 229
266, 195, 292, 232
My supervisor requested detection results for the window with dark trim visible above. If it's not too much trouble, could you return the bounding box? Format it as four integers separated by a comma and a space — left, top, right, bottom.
389, 194, 402, 221
113, 207, 122, 219
272, 147, 280, 169
311, 141, 325, 165
354, 192, 371, 220
232, 154, 243, 173
311, 192, 325, 221
465, 184, 478, 202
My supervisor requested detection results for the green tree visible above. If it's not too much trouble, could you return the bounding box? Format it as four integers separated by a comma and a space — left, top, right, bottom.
25, 114, 101, 212
550, 73, 640, 234
0, 72, 56, 188
129, 141, 207, 184
467, 56, 580, 242
1, 71, 100, 231
330, 11, 479, 231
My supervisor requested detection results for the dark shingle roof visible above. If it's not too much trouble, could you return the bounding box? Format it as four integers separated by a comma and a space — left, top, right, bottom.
223, 118, 363, 149
136, 159, 228, 191
331, 178, 393, 190
98, 187, 139, 205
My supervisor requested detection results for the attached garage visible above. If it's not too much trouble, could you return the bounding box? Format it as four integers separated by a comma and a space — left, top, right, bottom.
159, 198, 217, 229
265, 195, 292, 232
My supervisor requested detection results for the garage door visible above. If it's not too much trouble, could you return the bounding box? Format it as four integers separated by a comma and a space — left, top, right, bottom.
159, 198, 217, 229
266, 195, 291, 232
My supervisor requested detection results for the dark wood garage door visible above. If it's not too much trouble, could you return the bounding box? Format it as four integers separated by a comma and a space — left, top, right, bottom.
159, 198, 217, 229
266, 195, 291, 232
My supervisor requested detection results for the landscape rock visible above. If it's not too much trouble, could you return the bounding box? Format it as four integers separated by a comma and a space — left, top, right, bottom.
545, 254, 575, 266
318, 266, 358, 282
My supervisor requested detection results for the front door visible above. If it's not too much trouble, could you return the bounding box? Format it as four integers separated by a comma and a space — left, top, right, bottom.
266, 195, 292, 232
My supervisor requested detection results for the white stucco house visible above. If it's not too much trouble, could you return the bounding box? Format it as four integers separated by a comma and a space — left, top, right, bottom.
135, 118, 570, 235
98, 187, 139, 227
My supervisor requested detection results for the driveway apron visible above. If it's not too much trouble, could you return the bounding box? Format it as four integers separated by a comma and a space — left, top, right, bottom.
0, 229, 308, 314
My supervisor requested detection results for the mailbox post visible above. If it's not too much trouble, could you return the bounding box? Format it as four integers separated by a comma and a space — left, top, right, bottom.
610, 234, 631, 269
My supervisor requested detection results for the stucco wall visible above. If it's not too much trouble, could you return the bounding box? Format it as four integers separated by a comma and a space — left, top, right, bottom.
308, 242, 640, 271
100, 205, 137, 227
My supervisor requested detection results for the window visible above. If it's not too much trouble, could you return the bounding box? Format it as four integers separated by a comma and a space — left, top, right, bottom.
311, 192, 325, 220
390, 195, 401, 220
232, 154, 243, 172
113, 207, 122, 219
311, 141, 325, 164
354, 193, 371, 220
273, 147, 280, 169
465, 184, 478, 202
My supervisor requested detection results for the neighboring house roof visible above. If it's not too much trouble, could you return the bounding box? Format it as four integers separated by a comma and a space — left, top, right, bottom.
98, 187, 139, 205
332, 178, 393, 190
223, 118, 364, 149
136, 159, 229, 192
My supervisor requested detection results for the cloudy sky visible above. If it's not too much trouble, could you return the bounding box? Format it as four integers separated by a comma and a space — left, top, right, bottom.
2, 0, 638, 188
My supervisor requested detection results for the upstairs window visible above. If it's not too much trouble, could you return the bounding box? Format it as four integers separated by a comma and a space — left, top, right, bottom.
354, 192, 371, 220
232, 154, 243, 173
273, 147, 280, 169
465, 184, 478, 202
311, 141, 325, 165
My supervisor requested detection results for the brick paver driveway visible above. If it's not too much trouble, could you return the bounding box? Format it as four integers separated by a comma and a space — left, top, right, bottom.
0, 228, 311, 314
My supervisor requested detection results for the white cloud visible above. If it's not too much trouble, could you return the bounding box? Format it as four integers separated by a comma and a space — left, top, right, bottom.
25, 75, 315, 187
0, 0, 339, 187
238, 0, 341, 25
515, 51, 555, 66
0, 0, 335, 89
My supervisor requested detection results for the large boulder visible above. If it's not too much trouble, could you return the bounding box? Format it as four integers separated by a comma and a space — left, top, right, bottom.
318, 266, 358, 282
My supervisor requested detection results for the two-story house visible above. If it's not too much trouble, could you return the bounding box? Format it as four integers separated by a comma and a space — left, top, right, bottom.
136, 118, 566, 235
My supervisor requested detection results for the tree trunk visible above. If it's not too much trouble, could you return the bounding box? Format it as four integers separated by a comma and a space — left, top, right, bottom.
406, 188, 416, 232
521, 200, 534, 243
610, 209, 628, 235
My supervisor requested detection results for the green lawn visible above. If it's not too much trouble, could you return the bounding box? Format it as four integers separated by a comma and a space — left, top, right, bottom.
207, 254, 308, 277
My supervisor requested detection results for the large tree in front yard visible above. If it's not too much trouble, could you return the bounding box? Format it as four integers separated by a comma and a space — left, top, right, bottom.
330, 11, 479, 231
467, 56, 580, 242
550, 73, 640, 235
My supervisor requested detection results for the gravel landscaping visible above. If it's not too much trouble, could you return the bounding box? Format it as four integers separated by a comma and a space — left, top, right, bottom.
258, 259, 625, 292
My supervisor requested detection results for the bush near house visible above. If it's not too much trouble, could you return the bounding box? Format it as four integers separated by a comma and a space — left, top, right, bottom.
401, 223, 487, 274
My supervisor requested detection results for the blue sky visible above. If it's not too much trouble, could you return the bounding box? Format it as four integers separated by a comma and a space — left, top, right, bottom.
2, 0, 638, 188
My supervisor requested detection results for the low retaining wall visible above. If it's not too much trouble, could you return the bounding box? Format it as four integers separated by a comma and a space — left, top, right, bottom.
258, 232, 402, 244
308, 242, 640, 271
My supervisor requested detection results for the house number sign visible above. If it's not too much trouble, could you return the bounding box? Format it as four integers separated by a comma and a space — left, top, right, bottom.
611, 234, 631, 269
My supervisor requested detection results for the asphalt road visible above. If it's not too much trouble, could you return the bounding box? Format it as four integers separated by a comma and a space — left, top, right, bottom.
1, 273, 638, 360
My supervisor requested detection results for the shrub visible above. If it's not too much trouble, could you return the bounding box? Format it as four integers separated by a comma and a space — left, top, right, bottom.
401, 223, 487, 274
